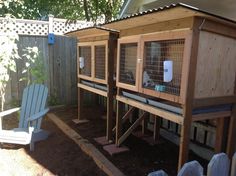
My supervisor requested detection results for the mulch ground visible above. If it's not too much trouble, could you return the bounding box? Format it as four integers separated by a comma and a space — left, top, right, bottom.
0, 105, 208, 176
53, 105, 209, 176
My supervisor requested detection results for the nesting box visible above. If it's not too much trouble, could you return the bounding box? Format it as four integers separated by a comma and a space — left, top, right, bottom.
67, 27, 119, 140
103, 3, 236, 170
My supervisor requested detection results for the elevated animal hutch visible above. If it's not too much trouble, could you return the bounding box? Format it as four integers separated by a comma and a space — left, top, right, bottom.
67, 27, 119, 141
103, 3, 236, 170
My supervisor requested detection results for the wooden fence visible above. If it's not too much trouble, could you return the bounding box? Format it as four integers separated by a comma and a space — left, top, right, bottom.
3, 35, 77, 108
148, 152, 236, 176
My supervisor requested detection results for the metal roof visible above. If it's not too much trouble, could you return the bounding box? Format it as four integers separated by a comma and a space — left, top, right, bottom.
65, 26, 119, 37
102, 3, 236, 30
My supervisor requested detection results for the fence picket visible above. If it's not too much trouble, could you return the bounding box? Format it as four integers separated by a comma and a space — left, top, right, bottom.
207, 153, 230, 176
177, 160, 203, 176
231, 152, 236, 176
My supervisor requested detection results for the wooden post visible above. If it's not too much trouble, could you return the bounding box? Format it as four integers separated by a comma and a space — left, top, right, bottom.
141, 111, 147, 135
153, 115, 161, 141
178, 17, 201, 170
215, 118, 225, 153
106, 36, 116, 141
116, 100, 123, 146
73, 86, 89, 124
227, 104, 236, 158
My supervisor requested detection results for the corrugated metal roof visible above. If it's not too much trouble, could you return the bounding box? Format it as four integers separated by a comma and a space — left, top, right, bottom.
65, 26, 119, 36
104, 3, 236, 26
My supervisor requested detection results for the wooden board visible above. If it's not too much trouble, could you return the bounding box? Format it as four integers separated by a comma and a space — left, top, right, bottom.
194, 31, 236, 98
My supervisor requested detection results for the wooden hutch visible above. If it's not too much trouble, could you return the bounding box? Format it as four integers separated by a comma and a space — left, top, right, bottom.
67, 27, 119, 141
103, 3, 236, 170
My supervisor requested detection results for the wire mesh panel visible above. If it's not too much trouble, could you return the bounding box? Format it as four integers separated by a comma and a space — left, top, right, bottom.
79, 46, 92, 77
119, 43, 137, 85
95, 45, 106, 80
142, 39, 184, 96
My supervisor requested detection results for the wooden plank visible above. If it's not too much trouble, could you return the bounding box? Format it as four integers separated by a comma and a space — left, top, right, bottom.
207, 153, 230, 176
116, 95, 183, 124
47, 113, 125, 176
77, 83, 107, 97
227, 104, 236, 158
192, 111, 231, 121
194, 31, 236, 99
120, 17, 193, 37
193, 96, 236, 108
118, 112, 147, 146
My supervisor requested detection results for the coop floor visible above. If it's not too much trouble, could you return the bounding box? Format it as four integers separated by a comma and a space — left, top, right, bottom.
0, 106, 209, 176
53, 105, 209, 176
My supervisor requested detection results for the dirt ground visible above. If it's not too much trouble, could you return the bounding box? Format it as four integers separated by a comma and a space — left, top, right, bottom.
0, 105, 208, 176
0, 112, 106, 176
53, 105, 208, 176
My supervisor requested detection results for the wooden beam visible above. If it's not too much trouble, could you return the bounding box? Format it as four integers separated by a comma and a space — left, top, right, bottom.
116, 95, 183, 125
227, 104, 236, 159
77, 83, 107, 97
201, 18, 236, 39
193, 96, 236, 108
192, 111, 231, 122
117, 112, 148, 146
112, 107, 135, 133
48, 113, 125, 176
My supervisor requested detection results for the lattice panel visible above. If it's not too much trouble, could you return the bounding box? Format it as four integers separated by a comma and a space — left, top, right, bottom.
53, 20, 93, 35
119, 43, 137, 85
15, 21, 48, 35
95, 45, 106, 80
143, 39, 184, 96
0, 17, 93, 36
79, 46, 92, 77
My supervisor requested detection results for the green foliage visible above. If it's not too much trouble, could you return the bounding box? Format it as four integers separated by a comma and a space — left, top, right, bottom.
21, 47, 47, 85
0, 0, 124, 23
0, 15, 20, 110
48, 90, 59, 106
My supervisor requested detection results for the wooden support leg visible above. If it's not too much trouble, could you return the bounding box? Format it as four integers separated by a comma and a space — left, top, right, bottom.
73, 87, 88, 124
215, 118, 225, 153
227, 104, 236, 159
178, 116, 192, 171
106, 88, 113, 141
116, 100, 123, 146
142, 112, 148, 135
153, 115, 161, 141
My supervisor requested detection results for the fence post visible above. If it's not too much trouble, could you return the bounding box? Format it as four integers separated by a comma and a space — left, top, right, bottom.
48, 14, 54, 34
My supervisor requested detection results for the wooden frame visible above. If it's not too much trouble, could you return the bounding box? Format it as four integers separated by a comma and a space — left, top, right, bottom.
116, 35, 141, 92
78, 40, 108, 84
112, 14, 236, 171
71, 28, 119, 142
140, 30, 193, 104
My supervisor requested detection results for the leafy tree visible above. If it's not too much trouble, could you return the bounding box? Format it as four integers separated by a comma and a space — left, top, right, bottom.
0, 15, 20, 110
0, 0, 124, 23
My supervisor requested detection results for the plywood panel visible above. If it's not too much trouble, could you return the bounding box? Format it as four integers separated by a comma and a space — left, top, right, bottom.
195, 31, 236, 98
